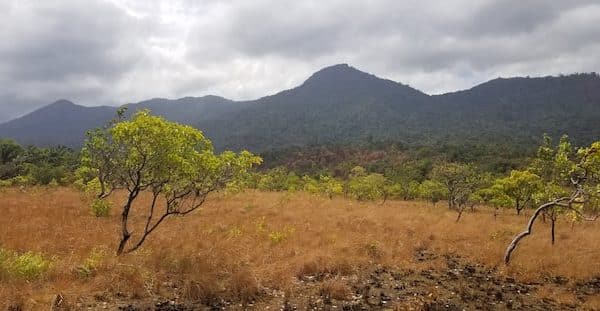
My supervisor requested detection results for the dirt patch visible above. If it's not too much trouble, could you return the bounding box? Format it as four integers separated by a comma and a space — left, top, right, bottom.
83, 254, 599, 310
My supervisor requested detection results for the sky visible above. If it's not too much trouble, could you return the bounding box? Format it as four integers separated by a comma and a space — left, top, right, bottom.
1, 0, 599, 122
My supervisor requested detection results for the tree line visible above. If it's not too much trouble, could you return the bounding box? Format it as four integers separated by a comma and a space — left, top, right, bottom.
0, 140, 78, 186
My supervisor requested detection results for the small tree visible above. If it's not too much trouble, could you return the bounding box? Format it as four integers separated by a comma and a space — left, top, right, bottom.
81, 110, 261, 255
0, 139, 24, 180
347, 168, 387, 201
318, 175, 343, 199
471, 185, 511, 219
493, 170, 543, 215
0, 139, 23, 166
504, 138, 600, 264
417, 180, 448, 207
431, 162, 479, 221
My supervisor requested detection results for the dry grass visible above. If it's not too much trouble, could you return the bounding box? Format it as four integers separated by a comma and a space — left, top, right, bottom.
1, 187, 599, 309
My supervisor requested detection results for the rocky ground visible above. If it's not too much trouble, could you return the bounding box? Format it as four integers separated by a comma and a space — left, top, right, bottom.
79, 253, 599, 310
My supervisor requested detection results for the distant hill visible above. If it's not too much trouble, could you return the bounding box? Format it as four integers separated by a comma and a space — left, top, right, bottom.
0, 100, 116, 147
0, 96, 243, 147
1, 64, 599, 150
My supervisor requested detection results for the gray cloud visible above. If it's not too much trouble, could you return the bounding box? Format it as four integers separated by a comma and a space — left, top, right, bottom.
0, 0, 599, 122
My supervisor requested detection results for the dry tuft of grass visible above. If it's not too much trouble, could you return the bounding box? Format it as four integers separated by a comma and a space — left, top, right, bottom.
1, 187, 599, 309
320, 278, 352, 301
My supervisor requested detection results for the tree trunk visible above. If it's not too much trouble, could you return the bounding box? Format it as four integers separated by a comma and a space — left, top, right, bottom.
551, 218, 556, 245
116, 188, 139, 256
541, 212, 546, 223
455, 205, 465, 222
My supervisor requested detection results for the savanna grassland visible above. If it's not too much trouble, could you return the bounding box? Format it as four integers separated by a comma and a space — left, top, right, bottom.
1, 187, 599, 310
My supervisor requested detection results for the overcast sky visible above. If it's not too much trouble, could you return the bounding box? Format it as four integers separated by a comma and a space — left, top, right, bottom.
1, 0, 599, 122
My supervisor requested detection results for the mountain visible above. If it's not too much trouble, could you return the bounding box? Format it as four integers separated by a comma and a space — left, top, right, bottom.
125, 95, 241, 124
0, 100, 116, 147
0, 96, 243, 147
200, 66, 600, 150
201, 64, 432, 150
1, 64, 599, 150
430, 73, 600, 145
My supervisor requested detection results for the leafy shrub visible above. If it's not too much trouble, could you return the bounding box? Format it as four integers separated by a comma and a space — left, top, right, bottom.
0, 179, 12, 187
268, 226, 295, 244
25, 163, 68, 185
269, 231, 287, 243
76, 248, 105, 278
90, 198, 111, 217
348, 173, 386, 201
10, 175, 33, 186
0, 249, 52, 280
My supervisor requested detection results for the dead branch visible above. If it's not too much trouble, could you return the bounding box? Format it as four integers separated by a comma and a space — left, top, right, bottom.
503, 196, 569, 264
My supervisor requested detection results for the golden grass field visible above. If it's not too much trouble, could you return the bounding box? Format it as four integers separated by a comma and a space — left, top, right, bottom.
1, 187, 599, 310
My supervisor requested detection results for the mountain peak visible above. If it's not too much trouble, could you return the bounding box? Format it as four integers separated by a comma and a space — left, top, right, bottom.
49, 99, 76, 107
299, 63, 400, 92
305, 64, 369, 82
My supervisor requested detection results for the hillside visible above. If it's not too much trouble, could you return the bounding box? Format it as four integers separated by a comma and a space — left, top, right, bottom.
1, 64, 599, 150
201, 64, 432, 150
0, 96, 243, 147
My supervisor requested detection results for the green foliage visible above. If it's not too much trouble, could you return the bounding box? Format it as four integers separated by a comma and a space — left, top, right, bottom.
348, 168, 386, 201
492, 170, 543, 213
470, 186, 511, 208
0, 140, 77, 185
0, 139, 24, 179
81, 110, 261, 198
0, 139, 23, 165
0, 249, 52, 280
268, 231, 287, 244
431, 162, 479, 209
302, 175, 320, 194
76, 248, 105, 278
318, 175, 343, 199
257, 167, 301, 191
90, 198, 111, 217
268, 226, 295, 244
526, 135, 599, 219
417, 180, 448, 206
80, 110, 261, 254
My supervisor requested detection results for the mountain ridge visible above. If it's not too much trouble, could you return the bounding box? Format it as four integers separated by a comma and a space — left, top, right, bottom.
1, 64, 599, 150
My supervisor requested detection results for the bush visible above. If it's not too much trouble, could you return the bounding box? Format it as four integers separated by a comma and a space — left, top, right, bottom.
348, 173, 386, 201
76, 248, 105, 278
90, 198, 111, 217
0, 249, 52, 280
0, 179, 12, 187
26, 163, 68, 185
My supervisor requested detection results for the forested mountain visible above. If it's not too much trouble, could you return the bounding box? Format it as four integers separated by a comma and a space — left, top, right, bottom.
202, 64, 432, 150
1, 64, 599, 150
0, 100, 116, 147
0, 96, 244, 147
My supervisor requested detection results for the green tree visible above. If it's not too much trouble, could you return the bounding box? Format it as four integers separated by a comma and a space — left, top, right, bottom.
0, 139, 23, 165
0, 139, 24, 179
493, 170, 543, 214
505, 137, 600, 264
80, 110, 261, 255
318, 175, 343, 199
417, 180, 448, 207
348, 169, 387, 201
431, 162, 477, 209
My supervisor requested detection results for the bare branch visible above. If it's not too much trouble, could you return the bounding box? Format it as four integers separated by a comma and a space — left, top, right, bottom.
504, 196, 570, 264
